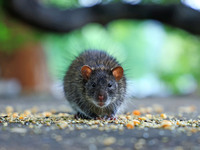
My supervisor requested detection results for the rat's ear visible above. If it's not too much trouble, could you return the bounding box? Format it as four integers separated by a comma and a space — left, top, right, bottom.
112, 66, 124, 81
81, 65, 92, 80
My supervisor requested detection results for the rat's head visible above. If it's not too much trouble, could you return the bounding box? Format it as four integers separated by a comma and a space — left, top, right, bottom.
81, 65, 124, 108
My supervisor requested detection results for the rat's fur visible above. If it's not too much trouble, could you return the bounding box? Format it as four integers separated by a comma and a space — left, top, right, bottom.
63, 50, 126, 119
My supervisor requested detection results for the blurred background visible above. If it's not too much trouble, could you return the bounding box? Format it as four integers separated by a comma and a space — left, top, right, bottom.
0, 0, 200, 99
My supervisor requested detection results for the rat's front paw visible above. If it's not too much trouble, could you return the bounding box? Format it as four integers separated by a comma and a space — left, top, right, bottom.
95, 115, 117, 120
106, 114, 117, 120
74, 112, 91, 119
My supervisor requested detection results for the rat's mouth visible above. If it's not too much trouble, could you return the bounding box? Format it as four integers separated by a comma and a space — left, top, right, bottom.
94, 100, 109, 108
94, 92, 109, 107
97, 102, 105, 107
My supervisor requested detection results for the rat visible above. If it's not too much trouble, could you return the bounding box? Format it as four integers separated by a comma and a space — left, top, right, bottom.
63, 50, 126, 119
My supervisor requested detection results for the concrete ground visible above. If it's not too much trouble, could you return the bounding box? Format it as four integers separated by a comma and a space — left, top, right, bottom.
0, 95, 200, 150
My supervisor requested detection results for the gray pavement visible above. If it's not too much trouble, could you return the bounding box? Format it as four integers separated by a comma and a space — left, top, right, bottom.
0, 95, 200, 150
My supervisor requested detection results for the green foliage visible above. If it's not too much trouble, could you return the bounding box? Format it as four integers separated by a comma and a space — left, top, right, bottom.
41, 0, 79, 9
43, 20, 164, 79
44, 19, 200, 95
43, 23, 126, 79
157, 27, 200, 93
40, 0, 182, 9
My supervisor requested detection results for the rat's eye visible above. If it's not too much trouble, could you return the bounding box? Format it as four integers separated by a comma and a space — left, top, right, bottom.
108, 83, 112, 88
91, 82, 96, 88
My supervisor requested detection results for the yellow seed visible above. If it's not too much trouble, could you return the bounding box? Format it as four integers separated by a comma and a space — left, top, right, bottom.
58, 113, 65, 117
176, 121, 180, 125
146, 114, 152, 119
24, 110, 31, 116
19, 115, 24, 120
132, 110, 141, 116
126, 115, 131, 120
46, 122, 51, 126
161, 120, 172, 128
94, 120, 99, 124
12, 113, 19, 118
114, 120, 119, 124
133, 120, 140, 125
160, 113, 167, 119
126, 122, 134, 129
57, 121, 68, 129
138, 117, 147, 121
44, 112, 52, 117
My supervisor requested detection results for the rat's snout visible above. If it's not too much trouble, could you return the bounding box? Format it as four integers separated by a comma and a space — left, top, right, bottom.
98, 95, 104, 101
95, 90, 108, 107
97, 90, 107, 102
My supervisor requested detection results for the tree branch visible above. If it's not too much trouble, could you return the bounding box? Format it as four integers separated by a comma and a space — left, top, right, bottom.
4, 0, 200, 34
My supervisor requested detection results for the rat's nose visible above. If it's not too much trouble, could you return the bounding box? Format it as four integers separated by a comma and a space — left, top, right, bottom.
98, 95, 104, 101
97, 90, 107, 102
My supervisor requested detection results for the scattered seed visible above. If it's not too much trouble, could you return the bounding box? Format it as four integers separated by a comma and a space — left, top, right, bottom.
133, 120, 140, 126
161, 120, 172, 128
146, 114, 152, 119
138, 117, 147, 121
160, 114, 167, 119
133, 110, 141, 116
0, 105, 199, 134
126, 115, 132, 120
126, 122, 134, 129
12, 113, 18, 118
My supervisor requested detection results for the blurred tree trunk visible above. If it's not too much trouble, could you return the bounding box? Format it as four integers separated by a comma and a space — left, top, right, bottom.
0, 43, 50, 93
